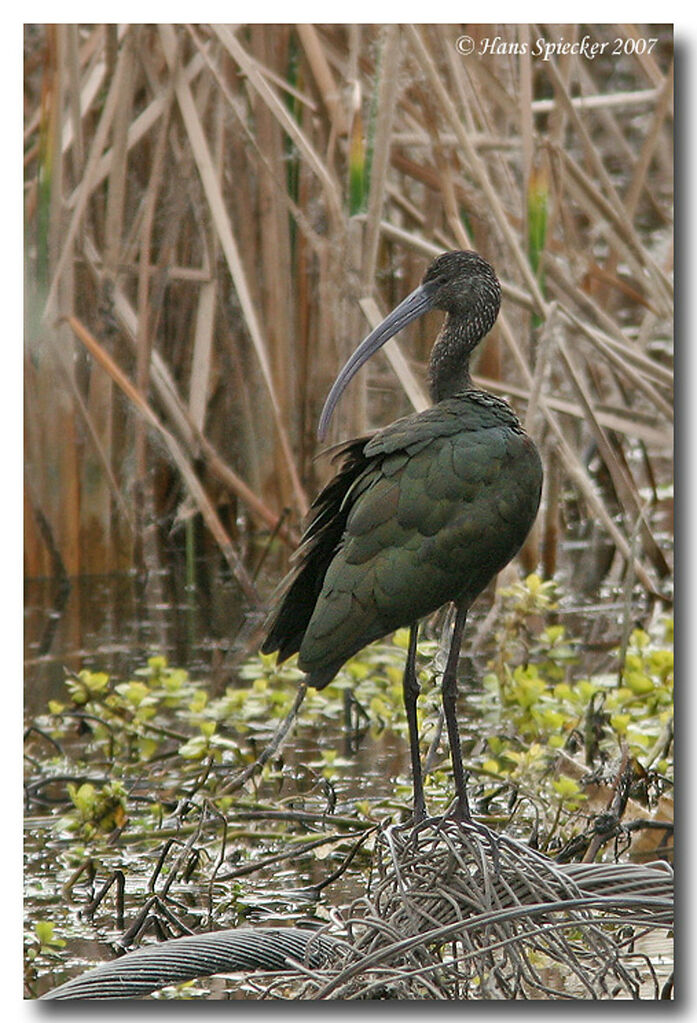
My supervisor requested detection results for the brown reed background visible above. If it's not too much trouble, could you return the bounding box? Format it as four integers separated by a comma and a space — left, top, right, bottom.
23, 24, 673, 606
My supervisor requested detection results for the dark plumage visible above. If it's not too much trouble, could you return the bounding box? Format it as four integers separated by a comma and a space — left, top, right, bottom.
262, 251, 542, 819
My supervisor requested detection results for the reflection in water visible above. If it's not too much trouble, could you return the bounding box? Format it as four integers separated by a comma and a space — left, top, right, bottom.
24, 562, 252, 714
23, 561, 416, 808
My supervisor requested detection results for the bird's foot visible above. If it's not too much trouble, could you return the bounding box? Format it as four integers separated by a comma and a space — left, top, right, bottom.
412, 798, 427, 826
445, 769, 474, 823
451, 793, 472, 823
442, 793, 501, 874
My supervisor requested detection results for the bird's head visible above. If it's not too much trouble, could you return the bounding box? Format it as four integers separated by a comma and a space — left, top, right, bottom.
421, 250, 501, 321
318, 250, 501, 440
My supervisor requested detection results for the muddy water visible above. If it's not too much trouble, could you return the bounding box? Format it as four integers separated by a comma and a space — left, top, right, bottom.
24, 565, 420, 803
24, 560, 669, 998
24, 565, 419, 997
24, 565, 247, 712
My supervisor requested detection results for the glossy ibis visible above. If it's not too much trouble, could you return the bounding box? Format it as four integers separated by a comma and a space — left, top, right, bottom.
262, 251, 542, 820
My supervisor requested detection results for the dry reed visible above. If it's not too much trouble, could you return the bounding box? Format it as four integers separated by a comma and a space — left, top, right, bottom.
24, 24, 673, 607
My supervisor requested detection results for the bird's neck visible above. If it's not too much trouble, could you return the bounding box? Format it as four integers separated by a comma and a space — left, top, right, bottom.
427, 317, 476, 402
427, 279, 501, 402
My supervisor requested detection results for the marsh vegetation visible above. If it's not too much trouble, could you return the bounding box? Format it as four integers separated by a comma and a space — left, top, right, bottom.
24, 23, 673, 999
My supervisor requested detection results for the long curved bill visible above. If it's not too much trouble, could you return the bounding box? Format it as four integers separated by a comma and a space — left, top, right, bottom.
318, 280, 437, 440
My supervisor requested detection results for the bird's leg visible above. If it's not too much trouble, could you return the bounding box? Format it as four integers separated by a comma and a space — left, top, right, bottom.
441, 604, 471, 821
403, 623, 426, 822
